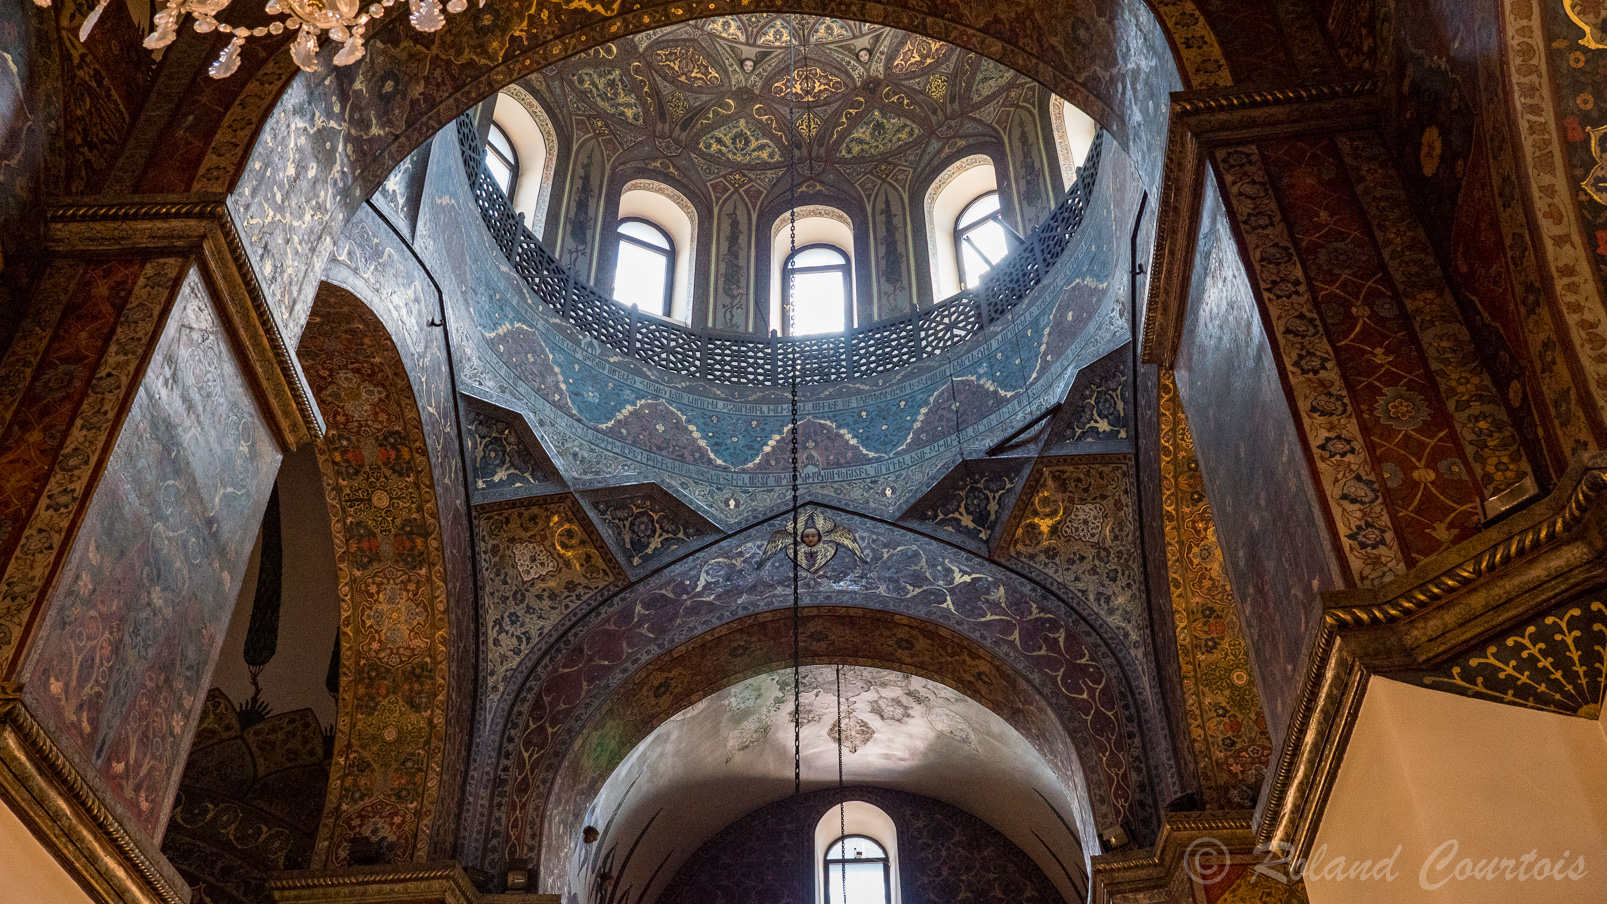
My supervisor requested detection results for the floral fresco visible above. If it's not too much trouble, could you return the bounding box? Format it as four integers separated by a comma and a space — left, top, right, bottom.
25, 267, 276, 842
298, 288, 454, 867
1158, 372, 1271, 810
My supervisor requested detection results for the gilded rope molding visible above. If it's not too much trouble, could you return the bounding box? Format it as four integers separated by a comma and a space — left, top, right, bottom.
268, 863, 469, 889
45, 200, 321, 443
1326, 468, 1607, 629
1258, 463, 1607, 851
1170, 79, 1379, 116
0, 685, 188, 904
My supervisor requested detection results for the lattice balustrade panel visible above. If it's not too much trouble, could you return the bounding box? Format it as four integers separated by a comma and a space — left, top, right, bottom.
919, 301, 982, 356
454, 115, 1104, 385
851, 318, 919, 377
784, 336, 850, 385
526, 275, 570, 312
703, 336, 777, 385
569, 285, 633, 354
637, 320, 703, 375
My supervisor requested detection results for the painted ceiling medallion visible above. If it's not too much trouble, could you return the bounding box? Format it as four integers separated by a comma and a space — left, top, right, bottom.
572, 68, 646, 125
890, 34, 947, 72
654, 46, 724, 87
771, 66, 848, 103
755, 17, 797, 47
839, 109, 922, 158
699, 119, 784, 165
760, 508, 867, 571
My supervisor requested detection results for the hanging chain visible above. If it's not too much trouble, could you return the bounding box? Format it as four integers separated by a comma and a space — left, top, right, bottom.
836, 663, 847, 904
788, 14, 803, 800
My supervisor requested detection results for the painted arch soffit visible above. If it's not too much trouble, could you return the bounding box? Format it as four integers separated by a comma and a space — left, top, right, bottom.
468, 506, 1157, 872
528, 609, 1100, 887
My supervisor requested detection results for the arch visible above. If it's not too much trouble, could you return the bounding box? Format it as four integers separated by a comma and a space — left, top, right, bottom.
186, 0, 1228, 346
925, 156, 999, 300
1050, 96, 1099, 192
770, 206, 856, 333
534, 610, 1094, 895
493, 87, 559, 235
295, 283, 459, 867
472, 508, 1154, 883
817, 803, 900, 904
618, 180, 698, 322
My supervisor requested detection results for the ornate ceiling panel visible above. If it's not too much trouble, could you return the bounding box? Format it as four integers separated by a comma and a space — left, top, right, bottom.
529, 16, 1045, 200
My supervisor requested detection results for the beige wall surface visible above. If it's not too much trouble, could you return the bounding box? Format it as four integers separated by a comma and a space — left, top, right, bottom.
1309, 678, 1606, 904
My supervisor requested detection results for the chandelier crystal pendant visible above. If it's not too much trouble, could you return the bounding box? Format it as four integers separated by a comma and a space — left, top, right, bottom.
33, 0, 471, 78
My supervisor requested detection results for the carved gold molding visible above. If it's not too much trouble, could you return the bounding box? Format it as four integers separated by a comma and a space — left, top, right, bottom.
45, 196, 321, 450
1257, 455, 1607, 862
0, 684, 190, 904
1141, 80, 1381, 367
270, 862, 559, 904
1090, 810, 1259, 903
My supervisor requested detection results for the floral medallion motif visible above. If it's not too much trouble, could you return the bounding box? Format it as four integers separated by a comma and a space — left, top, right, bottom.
698, 118, 782, 165
653, 46, 723, 87
358, 566, 432, 669
1060, 502, 1107, 544
571, 68, 644, 125
513, 540, 557, 582
1373, 386, 1431, 431
839, 109, 920, 158
771, 65, 847, 103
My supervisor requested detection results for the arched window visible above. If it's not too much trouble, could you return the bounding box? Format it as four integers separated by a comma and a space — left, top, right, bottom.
1051, 97, 1097, 191
770, 207, 856, 335
814, 803, 900, 904
492, 88, 558, 236
612, 217, 675, 316
824, 835, 891, 904
954, 191, 1016, 288
924, 156, 999, 301
784, 244, 852, 336
618, 182, 696, 322
485, 121, 518, 196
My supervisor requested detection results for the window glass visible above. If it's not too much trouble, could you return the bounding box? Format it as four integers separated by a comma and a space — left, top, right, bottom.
619, 219, 671, 249
613, 218, 674, 316
783, 244, 851, 336
826, 838, 887, 860
486, 122, 517, 196
955, 191, 1014, 288
824, 834, 890, 904
956, 191, 1001, 229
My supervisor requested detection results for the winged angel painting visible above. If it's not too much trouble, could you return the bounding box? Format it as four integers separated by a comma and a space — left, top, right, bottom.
759, 508, 868, 572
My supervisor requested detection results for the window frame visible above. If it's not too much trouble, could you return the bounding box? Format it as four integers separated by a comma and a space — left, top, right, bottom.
485, 121, 520, 197
613, 216, 676, 317
822, 833, 892, 904
781, 242, 854, 336
953, 191, 1019, 289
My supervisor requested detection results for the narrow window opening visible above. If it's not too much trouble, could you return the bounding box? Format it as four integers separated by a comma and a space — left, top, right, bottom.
612, 217, 676, 317
783, 244, 853, 336
824, 835, 892, 904
485, 122, 518, 196
954, 191, 1017, 288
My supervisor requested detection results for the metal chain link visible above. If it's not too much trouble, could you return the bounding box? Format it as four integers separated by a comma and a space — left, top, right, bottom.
837, 663, 847, 904
788, 13, 803, 800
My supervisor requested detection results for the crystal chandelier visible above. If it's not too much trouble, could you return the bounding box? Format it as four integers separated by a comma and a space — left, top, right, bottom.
32, 0, 471, 78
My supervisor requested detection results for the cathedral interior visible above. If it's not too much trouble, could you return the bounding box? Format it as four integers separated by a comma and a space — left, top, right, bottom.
4, 1, 1607, 903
